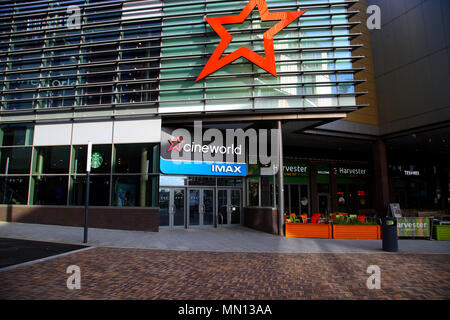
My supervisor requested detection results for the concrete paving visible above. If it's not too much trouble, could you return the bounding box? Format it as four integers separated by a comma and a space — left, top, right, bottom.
1, 222, 449, 254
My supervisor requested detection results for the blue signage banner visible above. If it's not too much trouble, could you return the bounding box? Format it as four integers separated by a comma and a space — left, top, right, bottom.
160, 157, 247, 177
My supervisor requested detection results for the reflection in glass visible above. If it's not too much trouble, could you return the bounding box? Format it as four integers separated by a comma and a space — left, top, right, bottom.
112, 175, 158, 207
0, 124, 34, 146
33, 146, 70, 174
159, 188, 170, 226
70, 175, 110, 206
203, 189, 214, 225
218, 189, 228, 225
230, 190, 241, 224
173, 189, 185, 226
189, 189, 199, 226
0, 176, 29, 204
160, 175, 187, 187
0, 147, 32, 174
114, 144, 157, 174
32, 176, 68, 205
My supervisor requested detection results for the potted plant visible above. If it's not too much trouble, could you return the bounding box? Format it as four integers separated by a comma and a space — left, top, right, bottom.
285, 215, 332, 239
332, 216, 381, 240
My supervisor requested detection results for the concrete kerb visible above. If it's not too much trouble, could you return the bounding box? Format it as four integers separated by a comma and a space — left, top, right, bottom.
1, 222, 450, 254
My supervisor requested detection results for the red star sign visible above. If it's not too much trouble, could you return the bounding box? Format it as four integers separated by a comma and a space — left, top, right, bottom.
167, 137, 185, 152
196, 0, 305, 82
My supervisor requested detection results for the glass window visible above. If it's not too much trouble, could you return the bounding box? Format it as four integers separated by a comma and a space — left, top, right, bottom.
0, 124, 34, 146
248, 177, 259, 207
159, 175, 187, 187
72, 145, 112, 174
3, 100, 35, 110
112, 175, 159, 207
70, 175, 110, 206
217, 178, 242, 187
0, 147, 32, 174
188, 177, 216, 186
33, 146, 70, 174
114, 144, 158, 174
32, 176, 68, 205
0, 176, 29, 204
261, 176, 273, 207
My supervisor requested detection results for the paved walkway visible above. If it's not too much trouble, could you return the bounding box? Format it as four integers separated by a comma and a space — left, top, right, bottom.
1, 247, 449, 299
1, 222, 449, 300
1, 222, 449, 254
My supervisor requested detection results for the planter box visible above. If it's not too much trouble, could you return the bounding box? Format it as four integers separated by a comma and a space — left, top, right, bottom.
286, 223, 332, 239
433, 225, 450, 241
333, 225, 381, 240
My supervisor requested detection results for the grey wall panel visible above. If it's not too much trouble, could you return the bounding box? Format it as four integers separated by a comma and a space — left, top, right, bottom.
34, 123, 73, 146
113, 118, 162, 144
423, 0, 446, 53
443, 0, 450, 47
72, 121, 114, 145
369, 0, 450, 135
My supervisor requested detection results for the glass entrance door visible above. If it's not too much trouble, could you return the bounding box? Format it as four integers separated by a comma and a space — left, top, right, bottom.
161, 185, 241, 228
202, 189, 214, 226
285, 184, 310, 215
230, 189, 241, 224
159, 188, 170, 226
188, 188, 214, 227
318, 193, 330, 215
159, 188, 185, 228
217, 189, 241, 226
173, 189, 185, 227
189, 189, 200, 226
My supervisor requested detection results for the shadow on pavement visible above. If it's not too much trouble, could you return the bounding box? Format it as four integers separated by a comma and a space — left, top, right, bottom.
0, 238, 87, 269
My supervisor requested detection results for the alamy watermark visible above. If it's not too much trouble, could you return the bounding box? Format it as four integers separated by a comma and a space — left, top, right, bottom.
367, 5, 381, 30
66, 265, 81, 290
366, 265, 381, 290
67, 6, 81, 30
167, 121, 280, 175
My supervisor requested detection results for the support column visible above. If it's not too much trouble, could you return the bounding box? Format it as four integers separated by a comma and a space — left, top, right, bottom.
330, 164, 338, 212
372, 139, 390, 216
140, 146, 148, 207
277, 121, 285, 236
310, 163, 318, 214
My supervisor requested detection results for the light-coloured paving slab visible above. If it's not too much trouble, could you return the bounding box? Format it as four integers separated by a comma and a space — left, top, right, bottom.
1, 221, 449, 254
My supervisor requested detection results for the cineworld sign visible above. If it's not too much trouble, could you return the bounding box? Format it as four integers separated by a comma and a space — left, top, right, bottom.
160, 121, 280, 177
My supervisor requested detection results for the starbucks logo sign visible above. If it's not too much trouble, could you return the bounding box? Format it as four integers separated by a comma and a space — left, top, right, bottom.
91, 152, 103, 169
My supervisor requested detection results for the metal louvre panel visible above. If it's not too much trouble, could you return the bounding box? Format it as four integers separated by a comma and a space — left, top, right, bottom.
0, 0, 367, 120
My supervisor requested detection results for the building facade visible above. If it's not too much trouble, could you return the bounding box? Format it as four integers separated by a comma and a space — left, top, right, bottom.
0, 0, 447, 234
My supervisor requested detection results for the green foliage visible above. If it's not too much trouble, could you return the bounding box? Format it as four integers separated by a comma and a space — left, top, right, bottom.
332, 216, 378, 225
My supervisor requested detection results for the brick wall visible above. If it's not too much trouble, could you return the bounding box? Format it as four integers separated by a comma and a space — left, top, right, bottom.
0, 205, 159, 232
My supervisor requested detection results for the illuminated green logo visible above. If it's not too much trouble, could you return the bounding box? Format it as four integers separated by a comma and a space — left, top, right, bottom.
91, 152, 103, 169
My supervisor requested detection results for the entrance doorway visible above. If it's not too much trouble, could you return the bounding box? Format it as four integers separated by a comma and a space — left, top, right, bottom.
188, 188, 214, 226
159, 186, 242, 228
159, 188, 185, 227
318, 193, 330, 215
217, 189, 241, 225
284, 183, 310, 215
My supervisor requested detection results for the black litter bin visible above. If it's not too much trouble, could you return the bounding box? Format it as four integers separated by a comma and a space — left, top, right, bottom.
382, 217, 398, 252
